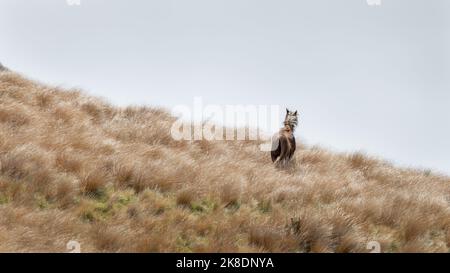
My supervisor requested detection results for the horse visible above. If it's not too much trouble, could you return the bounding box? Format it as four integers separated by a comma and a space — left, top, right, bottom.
271, 109, 298, 167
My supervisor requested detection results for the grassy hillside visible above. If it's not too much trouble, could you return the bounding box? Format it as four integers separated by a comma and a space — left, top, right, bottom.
0, 70, 449, 253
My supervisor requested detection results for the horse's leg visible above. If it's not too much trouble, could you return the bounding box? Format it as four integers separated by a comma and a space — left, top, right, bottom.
278, 137, 289, 164
284, 157, 289, 166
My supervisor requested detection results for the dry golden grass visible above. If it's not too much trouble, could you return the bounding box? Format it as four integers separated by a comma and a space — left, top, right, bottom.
0, 70, 449, 253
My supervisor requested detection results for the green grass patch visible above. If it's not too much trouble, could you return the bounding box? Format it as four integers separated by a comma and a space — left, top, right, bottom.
257, 199, 272, 213
189, 198, 218, 214
79, 188, 137, 222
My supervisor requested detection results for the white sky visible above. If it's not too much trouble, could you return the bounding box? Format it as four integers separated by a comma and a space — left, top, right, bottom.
1, 0, 449, 175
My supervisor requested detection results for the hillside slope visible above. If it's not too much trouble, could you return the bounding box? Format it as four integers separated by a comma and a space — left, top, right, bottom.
0, 70, 449, 252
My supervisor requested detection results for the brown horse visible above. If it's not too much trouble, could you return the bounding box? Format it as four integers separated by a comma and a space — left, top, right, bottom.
271, 109, 298, 167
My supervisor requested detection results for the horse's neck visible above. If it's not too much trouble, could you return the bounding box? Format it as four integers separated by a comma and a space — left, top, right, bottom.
281, 125, 295, 136
282, 123, 295, 133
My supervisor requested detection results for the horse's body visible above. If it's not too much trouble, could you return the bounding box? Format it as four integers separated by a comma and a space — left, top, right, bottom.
271, 109, 298, 166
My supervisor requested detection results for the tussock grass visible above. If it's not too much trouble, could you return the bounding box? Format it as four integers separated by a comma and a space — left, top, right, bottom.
0, 70, 449, 252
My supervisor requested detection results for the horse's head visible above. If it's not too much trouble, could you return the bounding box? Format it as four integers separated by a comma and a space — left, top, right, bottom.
284, 108, 299, 129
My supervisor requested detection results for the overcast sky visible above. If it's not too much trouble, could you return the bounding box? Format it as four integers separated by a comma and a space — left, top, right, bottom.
1, 0, 449, 174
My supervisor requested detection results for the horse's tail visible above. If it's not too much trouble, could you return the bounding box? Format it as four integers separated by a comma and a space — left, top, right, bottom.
271, 135, 281, 162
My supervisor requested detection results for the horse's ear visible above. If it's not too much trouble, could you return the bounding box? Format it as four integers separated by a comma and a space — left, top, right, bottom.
294, 110, 298, 115
286, 108, 290, 114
